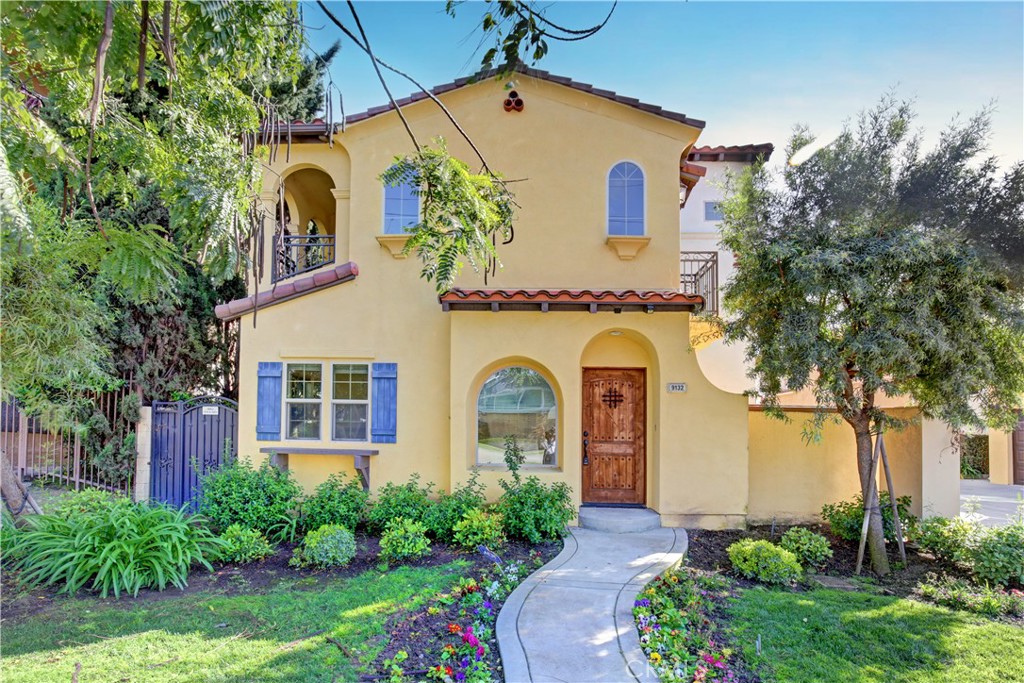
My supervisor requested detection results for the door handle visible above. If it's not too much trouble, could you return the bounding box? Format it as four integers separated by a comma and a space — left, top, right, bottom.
582, 436, 589, 465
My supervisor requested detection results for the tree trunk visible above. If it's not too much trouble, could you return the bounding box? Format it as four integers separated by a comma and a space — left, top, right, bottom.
1, 451, 41, 516
853, 420, 890, 575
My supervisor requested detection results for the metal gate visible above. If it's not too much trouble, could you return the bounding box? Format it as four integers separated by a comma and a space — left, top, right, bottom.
151, 396, 238, 508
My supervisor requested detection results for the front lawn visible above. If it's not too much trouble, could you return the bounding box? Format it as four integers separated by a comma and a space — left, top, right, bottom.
1, 562, 469, 683
728, 586, 1024, 683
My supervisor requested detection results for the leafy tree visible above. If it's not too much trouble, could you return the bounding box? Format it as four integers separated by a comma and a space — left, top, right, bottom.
720, 98, 1024, 575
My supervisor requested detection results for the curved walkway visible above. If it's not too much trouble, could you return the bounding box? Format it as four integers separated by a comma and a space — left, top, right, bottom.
497, 527, 688, 683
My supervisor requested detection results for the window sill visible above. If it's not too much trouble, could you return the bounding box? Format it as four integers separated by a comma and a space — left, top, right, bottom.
376, 234, 411, 258
606, 235, 651, 260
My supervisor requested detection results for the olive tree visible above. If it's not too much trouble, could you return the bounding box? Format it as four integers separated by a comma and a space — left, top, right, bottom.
720, 98, 1024, 575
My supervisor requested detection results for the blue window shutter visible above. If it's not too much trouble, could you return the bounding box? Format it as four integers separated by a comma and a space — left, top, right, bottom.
256, 362, 283, 440
371, 363, 398, 444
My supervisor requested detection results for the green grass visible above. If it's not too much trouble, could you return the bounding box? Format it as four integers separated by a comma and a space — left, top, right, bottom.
0, 561, 469, 682
727, 587, 1024, 683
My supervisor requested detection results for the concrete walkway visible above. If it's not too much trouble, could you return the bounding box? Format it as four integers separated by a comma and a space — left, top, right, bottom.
497, 527, 687, 683
960, 479, 1024, 527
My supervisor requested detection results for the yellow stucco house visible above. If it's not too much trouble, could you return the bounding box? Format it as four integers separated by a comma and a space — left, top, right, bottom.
215, 67, 973, 528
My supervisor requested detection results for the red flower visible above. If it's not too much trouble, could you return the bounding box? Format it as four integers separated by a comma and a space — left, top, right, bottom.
448, 623, 462, 634
445, 666, 453, 676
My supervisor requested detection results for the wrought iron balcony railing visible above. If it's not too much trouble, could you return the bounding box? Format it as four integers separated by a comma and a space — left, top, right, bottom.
680, 251, 719, 315
272, 234, 336, 283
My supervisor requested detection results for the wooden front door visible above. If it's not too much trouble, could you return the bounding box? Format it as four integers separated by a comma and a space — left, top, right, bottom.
582, 368, 645, 505
1013, 414, 1024, 486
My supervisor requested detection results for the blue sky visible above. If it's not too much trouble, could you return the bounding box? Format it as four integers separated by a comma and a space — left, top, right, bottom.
304, 1, 1023, 169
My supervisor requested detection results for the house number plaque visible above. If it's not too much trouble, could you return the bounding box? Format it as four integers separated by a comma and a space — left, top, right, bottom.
666, 383, 688, 393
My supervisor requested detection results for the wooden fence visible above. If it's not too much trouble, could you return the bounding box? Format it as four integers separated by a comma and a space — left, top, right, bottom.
0, 384, 138, 497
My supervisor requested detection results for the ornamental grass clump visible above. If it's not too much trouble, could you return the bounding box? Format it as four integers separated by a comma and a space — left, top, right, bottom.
780, 527, 833, 570
727, 539, 802, 585
12, 501, 223, 598
290, 524, 357, 568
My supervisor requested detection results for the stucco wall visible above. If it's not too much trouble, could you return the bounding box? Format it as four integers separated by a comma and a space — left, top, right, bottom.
747, 408, 924, 523
989, 429, 1013, 485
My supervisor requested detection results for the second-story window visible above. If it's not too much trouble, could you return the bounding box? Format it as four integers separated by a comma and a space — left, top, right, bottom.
704, 201, 724, 222
383, 172, 420, 234
607, 161, 645, 236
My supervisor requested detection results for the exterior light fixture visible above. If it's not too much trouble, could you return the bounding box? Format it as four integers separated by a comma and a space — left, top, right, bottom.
645, 304, 655, 314
609, 330, 623, 336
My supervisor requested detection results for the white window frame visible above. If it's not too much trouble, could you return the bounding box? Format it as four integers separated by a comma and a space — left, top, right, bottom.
331, 362, 371, 442
284, 362, 323, 441
381, 168, 421, 235
606, 160, 646, 237
704, 201, 724, 222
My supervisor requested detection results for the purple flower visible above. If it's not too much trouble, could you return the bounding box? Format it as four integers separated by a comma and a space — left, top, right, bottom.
634, 599, 651, 608
455, 672, 465, 682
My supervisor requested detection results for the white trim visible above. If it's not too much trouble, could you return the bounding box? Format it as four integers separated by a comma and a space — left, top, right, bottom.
606, 160, 647, 237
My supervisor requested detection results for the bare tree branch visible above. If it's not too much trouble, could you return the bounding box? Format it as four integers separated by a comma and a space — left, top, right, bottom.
85, 0, 115, 240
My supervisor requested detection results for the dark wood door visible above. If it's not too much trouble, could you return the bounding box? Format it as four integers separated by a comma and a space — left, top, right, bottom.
582, 368, 645, 504
1013, 414, 1024, 486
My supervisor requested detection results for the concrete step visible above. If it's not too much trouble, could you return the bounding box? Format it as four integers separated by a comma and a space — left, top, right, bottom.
578, 506, 661, 533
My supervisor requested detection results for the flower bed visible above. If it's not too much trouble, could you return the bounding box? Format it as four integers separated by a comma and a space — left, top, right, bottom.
633, 568, 744, 683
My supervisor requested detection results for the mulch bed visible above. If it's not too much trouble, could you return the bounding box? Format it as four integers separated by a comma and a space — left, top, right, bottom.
685, 524, 965, 598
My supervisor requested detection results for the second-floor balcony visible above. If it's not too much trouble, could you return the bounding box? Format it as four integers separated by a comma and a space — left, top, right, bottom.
680, 251, 719, 315
273, 234, 336, 283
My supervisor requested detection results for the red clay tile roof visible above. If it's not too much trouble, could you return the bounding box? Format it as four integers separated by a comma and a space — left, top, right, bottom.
215, 262, 359, 321
688, 144, 774, 162
440, 288, 703, 313
270, 65, 705, 137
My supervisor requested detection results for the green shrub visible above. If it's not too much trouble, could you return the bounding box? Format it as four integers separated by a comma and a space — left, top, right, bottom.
821, 492, 915, 542
1, 507, 23, 563
302, 474, 368, 534
726, 539, 802, 585
915, 572, 1024, 617
12, 502, 223, 598
421, 471, 486, 541
915, 516, 979, 565
367, 475, 434, 534
199, 459, 301, 534
453, 509, 506, 549
50, 488, 129, 518
379, 517, 431, 563
970, 523, 1024, 587
495, 437, 574, 544
780, 527, 833, 570
290, 524, 357, 568
219, 524, 274, 564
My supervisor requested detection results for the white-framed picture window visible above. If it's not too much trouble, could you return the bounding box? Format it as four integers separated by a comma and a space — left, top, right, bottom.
285, 363, 322, 439
332, 363, 370, 441
704, 201, 724, 222
607, 161, 645, 236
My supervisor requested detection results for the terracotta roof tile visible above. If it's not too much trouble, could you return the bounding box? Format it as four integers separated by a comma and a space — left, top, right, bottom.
688, 143, 774, 162
215, 262, 359, 321
440, 288, 703, 313
271, 65, 705, 137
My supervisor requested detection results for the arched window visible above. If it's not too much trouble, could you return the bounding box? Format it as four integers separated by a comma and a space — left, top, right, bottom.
382, 170, 420, 234
607, 161, 645, 236
477, 367, 558, 467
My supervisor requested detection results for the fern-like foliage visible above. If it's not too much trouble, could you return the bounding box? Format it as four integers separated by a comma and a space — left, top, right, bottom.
384, 138, 516, 294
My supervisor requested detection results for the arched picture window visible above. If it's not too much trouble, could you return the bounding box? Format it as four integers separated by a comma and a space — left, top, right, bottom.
383, 169, 420, 234
477, 367, 557, 467
607, 161, 645, 236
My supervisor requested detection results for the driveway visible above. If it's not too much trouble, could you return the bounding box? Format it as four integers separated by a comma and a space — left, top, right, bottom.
960, 479, 1024, 527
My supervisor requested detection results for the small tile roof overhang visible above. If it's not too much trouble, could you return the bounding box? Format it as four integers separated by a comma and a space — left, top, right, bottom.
266, 65, 706, 140
440, 288, 704, 313
687, 143, 775, 163
214, 262, 359, 321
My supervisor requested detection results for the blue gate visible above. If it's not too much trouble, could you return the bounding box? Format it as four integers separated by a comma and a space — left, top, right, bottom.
151, 396, 238, 508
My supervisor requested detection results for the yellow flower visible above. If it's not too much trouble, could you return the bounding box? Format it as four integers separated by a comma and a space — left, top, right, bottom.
650, 652, 662, 663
